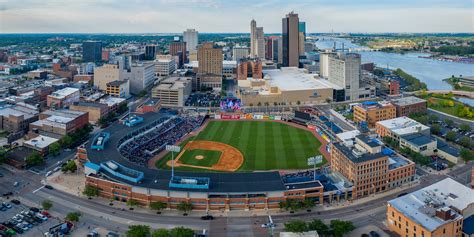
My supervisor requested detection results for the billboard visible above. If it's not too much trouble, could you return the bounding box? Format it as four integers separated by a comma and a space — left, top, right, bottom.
220, 98, 242, 111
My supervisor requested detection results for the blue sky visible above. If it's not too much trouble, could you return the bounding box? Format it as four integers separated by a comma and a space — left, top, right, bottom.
0, 0, 473, 33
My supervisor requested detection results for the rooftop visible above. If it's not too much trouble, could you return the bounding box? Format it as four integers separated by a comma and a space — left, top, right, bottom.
106, 80, 128, 87
72, 102, 108, 109
0, 104, 38, 119
99, 97, 126, 107
389, 178, 474, 232
48, 87, 79, 99
436, 139, 460, 157
376, 116, 430, 136
356, 101, 394, 110
264, 67, 343, 91
333, 142, 387, 163
400, 133, 435, 147
156, 77, 192, 90
24, 135, 59, 149
388, 156, 411, 170
392, 96, 427, 106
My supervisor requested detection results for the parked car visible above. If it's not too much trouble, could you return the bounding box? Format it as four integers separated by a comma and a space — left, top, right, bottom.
11, 199, 21, 205
2, 202, 12, 209
45, 185, 54, 190
369, 231, 380, 237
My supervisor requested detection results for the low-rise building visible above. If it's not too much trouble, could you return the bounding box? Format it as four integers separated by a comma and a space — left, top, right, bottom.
375, 116, 430, 141
151, 77, 192, 107
0, 103, 39, 136
353, 101, 396, 128
27, 69, 47, 79
30, 109, 89, 137
93, 64, 121, 91
387, 178, 473, 237
391, 96, 427, 117
136, 99, 161, 113
23, 135, 59, 154
106, 80, 130, 98
70, 102, 109, 124
399, 133, 437, 156
46, 87, 80, 108
99, 96, 127, 114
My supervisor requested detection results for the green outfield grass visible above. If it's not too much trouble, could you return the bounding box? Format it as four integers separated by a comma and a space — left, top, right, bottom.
178, 149, 222, 167
156, 120, 324, 171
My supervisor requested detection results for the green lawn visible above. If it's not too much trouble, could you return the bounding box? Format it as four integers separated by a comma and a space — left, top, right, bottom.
156, 121, 324, 171
178, 149, 222, 167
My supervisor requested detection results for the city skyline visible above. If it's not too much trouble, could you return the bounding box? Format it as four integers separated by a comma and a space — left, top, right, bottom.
1, 0, 473, 33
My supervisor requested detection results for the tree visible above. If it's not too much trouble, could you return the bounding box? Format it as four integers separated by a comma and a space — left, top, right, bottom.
126, 199, 140, 210
460, 124, 472, 133
330, 220, 355, 237
65, 212, 81, 222
428, 114, 438, 123
61, 160, 77, 173
82, 185, 99, 198
446, 131, 456, 141
150, 201, 167, 213
152, 229, 169, 237
307, 219, 329, 236
48, 142, 61, 156
460, 148, 474, 161
170, 227, 195, 237
126, 225, 150, 237
59, 135, 73, 147
302, 199, 315, 210
26, 151, 43, 166
42, 200, 53, 210
284, 220, 308, 233
444, 119, 454, 127
177, 202, 193, 215
459, 137, 473, 149
431, 124, 441, 135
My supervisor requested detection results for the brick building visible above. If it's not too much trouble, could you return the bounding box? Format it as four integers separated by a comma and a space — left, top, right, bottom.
70, 102, 109, 124
29, 109, 88, 137
353, 101, 396, 128
237, 58, 263, 80
391, 96, 427, 117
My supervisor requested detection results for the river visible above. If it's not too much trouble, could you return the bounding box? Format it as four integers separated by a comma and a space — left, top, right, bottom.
315, 37, 474, 106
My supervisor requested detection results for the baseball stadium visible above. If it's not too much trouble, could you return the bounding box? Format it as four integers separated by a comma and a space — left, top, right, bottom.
78, 110, 355, 211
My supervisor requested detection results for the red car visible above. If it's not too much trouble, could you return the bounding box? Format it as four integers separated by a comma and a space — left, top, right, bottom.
41, 211, 52, 218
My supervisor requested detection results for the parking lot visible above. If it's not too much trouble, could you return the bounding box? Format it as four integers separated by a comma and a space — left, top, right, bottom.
0, 197, 61, 236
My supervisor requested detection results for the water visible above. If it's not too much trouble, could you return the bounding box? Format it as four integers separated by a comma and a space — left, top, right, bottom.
315, 37, 474, 90
315, 37, 474, 106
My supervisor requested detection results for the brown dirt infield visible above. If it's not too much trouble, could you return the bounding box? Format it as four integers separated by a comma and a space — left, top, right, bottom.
166, 140, 244, 172
195, 155, 204, 160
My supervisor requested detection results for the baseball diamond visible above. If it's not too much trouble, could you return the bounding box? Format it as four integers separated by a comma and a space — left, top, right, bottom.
156, 120, 325, 171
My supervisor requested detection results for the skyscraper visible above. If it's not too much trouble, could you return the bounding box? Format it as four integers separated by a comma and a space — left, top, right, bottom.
232, 46, 250, 61
255, 27, 265, 58
197, 42, 223, 90
169, 42, 187, 68
299, 22, 306, 56
282, 12, 299, 67
145, 44, 157, 60
82, 41, 102, 63
250, 19, 257, 56
183, 29, 199, 53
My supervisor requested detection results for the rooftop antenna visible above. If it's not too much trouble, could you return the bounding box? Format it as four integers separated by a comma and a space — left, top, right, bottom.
342, 43, 345, 52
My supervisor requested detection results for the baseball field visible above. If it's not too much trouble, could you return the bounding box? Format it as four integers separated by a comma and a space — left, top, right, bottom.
156, 120, 324, 172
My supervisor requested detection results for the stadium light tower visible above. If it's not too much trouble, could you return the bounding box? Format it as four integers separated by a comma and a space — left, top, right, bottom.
166, 145, 181, 178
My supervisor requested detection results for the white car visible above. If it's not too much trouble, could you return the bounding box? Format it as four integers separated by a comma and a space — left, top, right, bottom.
35, 213, 48, 221
53, 166, 61, 172
45, 171, 53, 177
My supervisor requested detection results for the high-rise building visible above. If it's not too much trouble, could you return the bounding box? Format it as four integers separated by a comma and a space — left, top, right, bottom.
183, 29, 199, 53
197, 42, 223, 90
255, 27, 265, 58
145, 44, 157, 60
94, 64, 121, 91
265, 36, 279, 60
82, 41, 102, 63
154, 55, 176, 76
250, 19, 257, 57
250, 20, 265, 58
319, 52, 335, 78
299, 22, 306, 56
272, 37, 281, 62
232, 46, 250, 61
282, 12, 300, 67
122, 62, 156, 95
328, 53, 361, 100
169, 42, 187, 68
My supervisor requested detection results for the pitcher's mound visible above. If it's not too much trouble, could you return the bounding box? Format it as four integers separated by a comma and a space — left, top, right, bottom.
195, 155, 204, 160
